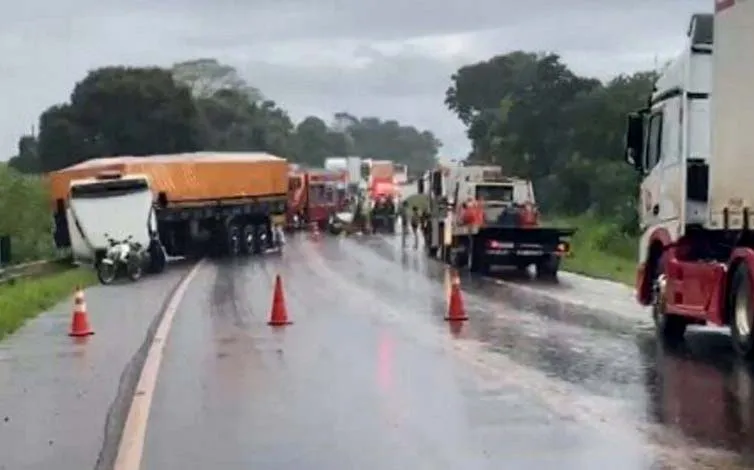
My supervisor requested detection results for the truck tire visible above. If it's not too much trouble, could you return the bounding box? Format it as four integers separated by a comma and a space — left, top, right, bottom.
652, 264, 687, 346
241, 224, 255, 255
535, 255, 560, 280
227, 224, 242, 257
514, 262, 530, 276
469, 238, 488, 274
147, 240, 167, 274
731, 263, 754, 359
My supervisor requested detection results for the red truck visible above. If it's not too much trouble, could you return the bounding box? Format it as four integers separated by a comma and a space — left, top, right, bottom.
286, 167, 343, 230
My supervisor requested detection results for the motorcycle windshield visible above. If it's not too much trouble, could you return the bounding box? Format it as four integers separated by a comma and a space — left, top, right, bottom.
69, 188, 152, 250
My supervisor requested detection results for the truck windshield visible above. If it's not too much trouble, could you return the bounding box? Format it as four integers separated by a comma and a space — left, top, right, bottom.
309, 183, 335, 204
68, 179, 154, 250
70, 178, 150, 199
476, 184, 513, 202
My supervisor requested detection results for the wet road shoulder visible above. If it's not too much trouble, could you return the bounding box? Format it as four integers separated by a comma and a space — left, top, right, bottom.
0, 261, 195, 470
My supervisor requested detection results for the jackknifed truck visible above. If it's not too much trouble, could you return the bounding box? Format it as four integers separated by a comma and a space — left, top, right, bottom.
47, 152, 288, 271
418, 164, 574, 278
623, 2, 754, 359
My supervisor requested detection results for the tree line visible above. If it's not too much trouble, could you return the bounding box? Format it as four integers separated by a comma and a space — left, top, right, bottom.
444, 51, 656, 233
8, 52, 655, 232
8, 58, 441, 175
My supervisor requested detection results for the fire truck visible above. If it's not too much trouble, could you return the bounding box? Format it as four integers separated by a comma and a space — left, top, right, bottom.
623, 2, 754, 358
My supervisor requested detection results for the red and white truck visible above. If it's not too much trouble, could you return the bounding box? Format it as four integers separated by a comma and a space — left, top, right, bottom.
286, 167, 343, 231
623, 2, 754, 357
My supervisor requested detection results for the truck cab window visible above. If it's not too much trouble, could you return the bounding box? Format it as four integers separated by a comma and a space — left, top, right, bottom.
475, 185, 513, 202
645, 111, 664, 172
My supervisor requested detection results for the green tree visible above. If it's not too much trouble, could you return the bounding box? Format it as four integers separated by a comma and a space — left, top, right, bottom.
8, 135, 41, 174
20, 58, 442, 175
172, 58, 263, 103
445, 51, 655, 221
35, 66, 202, 171
332, 114, 440, 173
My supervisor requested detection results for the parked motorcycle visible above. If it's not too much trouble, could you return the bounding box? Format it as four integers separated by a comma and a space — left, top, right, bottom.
96, 234, 146, 285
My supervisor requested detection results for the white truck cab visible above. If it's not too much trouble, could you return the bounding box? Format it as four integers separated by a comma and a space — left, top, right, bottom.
445, 165, 536, 224
419, 162, 572, 277
66, 172, 157, 265
624, 2, 754, 358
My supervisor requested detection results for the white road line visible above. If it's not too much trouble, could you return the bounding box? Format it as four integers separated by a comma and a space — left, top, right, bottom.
113, 260, 205, 470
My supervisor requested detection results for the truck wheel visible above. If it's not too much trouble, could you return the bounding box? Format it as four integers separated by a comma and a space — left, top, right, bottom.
652, 265, 687, 345
515, 262, 530, 275
469, 238, 488, 274
251, 225, 264, 254
227, 224, 241, 257
241, 224, 255, 255
731, 263, 754, 359
535, 255, 560, 280
147, 240, 167, 274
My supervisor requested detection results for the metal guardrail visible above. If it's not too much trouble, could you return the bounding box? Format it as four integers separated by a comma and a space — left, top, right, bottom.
0, 257, 73, 286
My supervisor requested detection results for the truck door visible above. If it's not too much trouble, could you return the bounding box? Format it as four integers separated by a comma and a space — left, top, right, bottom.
640, 108, 665, 232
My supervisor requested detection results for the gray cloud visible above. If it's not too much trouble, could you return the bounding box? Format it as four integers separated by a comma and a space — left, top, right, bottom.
0, 0, 709, 161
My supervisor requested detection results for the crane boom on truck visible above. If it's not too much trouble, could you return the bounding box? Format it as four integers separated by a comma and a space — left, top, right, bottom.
623, 2, 754, 358
418, 163, 574, 277
48, 152, 288, 268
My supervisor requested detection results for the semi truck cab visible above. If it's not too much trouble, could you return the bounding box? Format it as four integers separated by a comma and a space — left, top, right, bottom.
623, 3, 754, 358
66, 172, 166, 273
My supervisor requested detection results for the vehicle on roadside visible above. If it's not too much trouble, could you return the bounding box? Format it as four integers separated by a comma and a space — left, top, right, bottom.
285, 166, 346, 232
48, 152, 288, 261
64, 172, 166, 273
96, 234, 146, 285
417, 163, 574, 278
622, 6, 754, 358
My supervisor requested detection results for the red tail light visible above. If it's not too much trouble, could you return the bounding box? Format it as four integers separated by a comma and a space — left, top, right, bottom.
487, 239, 502, 249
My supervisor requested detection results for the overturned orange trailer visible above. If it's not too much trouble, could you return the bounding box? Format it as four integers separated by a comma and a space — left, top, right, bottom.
48, 152, 289, 258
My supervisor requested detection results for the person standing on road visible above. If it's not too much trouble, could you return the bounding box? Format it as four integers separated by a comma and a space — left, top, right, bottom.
420, 208, 431, 246
400, 201, 409, 247
410, 206, 420, 249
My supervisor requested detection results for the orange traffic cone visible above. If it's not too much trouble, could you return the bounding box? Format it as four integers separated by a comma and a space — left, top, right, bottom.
268, 275, 293, 326
69, 287, 94, 337
445, 283, 468, 321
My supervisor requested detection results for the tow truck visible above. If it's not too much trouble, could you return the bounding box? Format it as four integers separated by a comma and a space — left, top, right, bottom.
418, 163, 574, 278
623, 3, 754, 358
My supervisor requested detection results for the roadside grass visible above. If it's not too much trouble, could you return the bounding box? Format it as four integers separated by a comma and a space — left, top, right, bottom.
0, 267, 96, 340
546, 215, 637, 285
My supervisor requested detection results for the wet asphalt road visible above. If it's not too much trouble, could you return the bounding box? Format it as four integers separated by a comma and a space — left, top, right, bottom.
0, 260, 195, 470
3, 231, 754, 469
136, 233, 748, 470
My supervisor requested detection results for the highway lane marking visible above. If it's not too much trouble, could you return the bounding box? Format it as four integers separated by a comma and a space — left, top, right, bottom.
113, 260, 205, 470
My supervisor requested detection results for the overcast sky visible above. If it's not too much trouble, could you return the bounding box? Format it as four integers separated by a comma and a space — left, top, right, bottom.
0, 0, 710, 161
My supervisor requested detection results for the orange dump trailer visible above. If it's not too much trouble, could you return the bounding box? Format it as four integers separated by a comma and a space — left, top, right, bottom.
48, 152, 288, 207
48, 152, 289, 258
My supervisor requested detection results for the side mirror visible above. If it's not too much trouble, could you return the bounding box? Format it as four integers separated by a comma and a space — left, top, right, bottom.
624, 112, 645, 172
